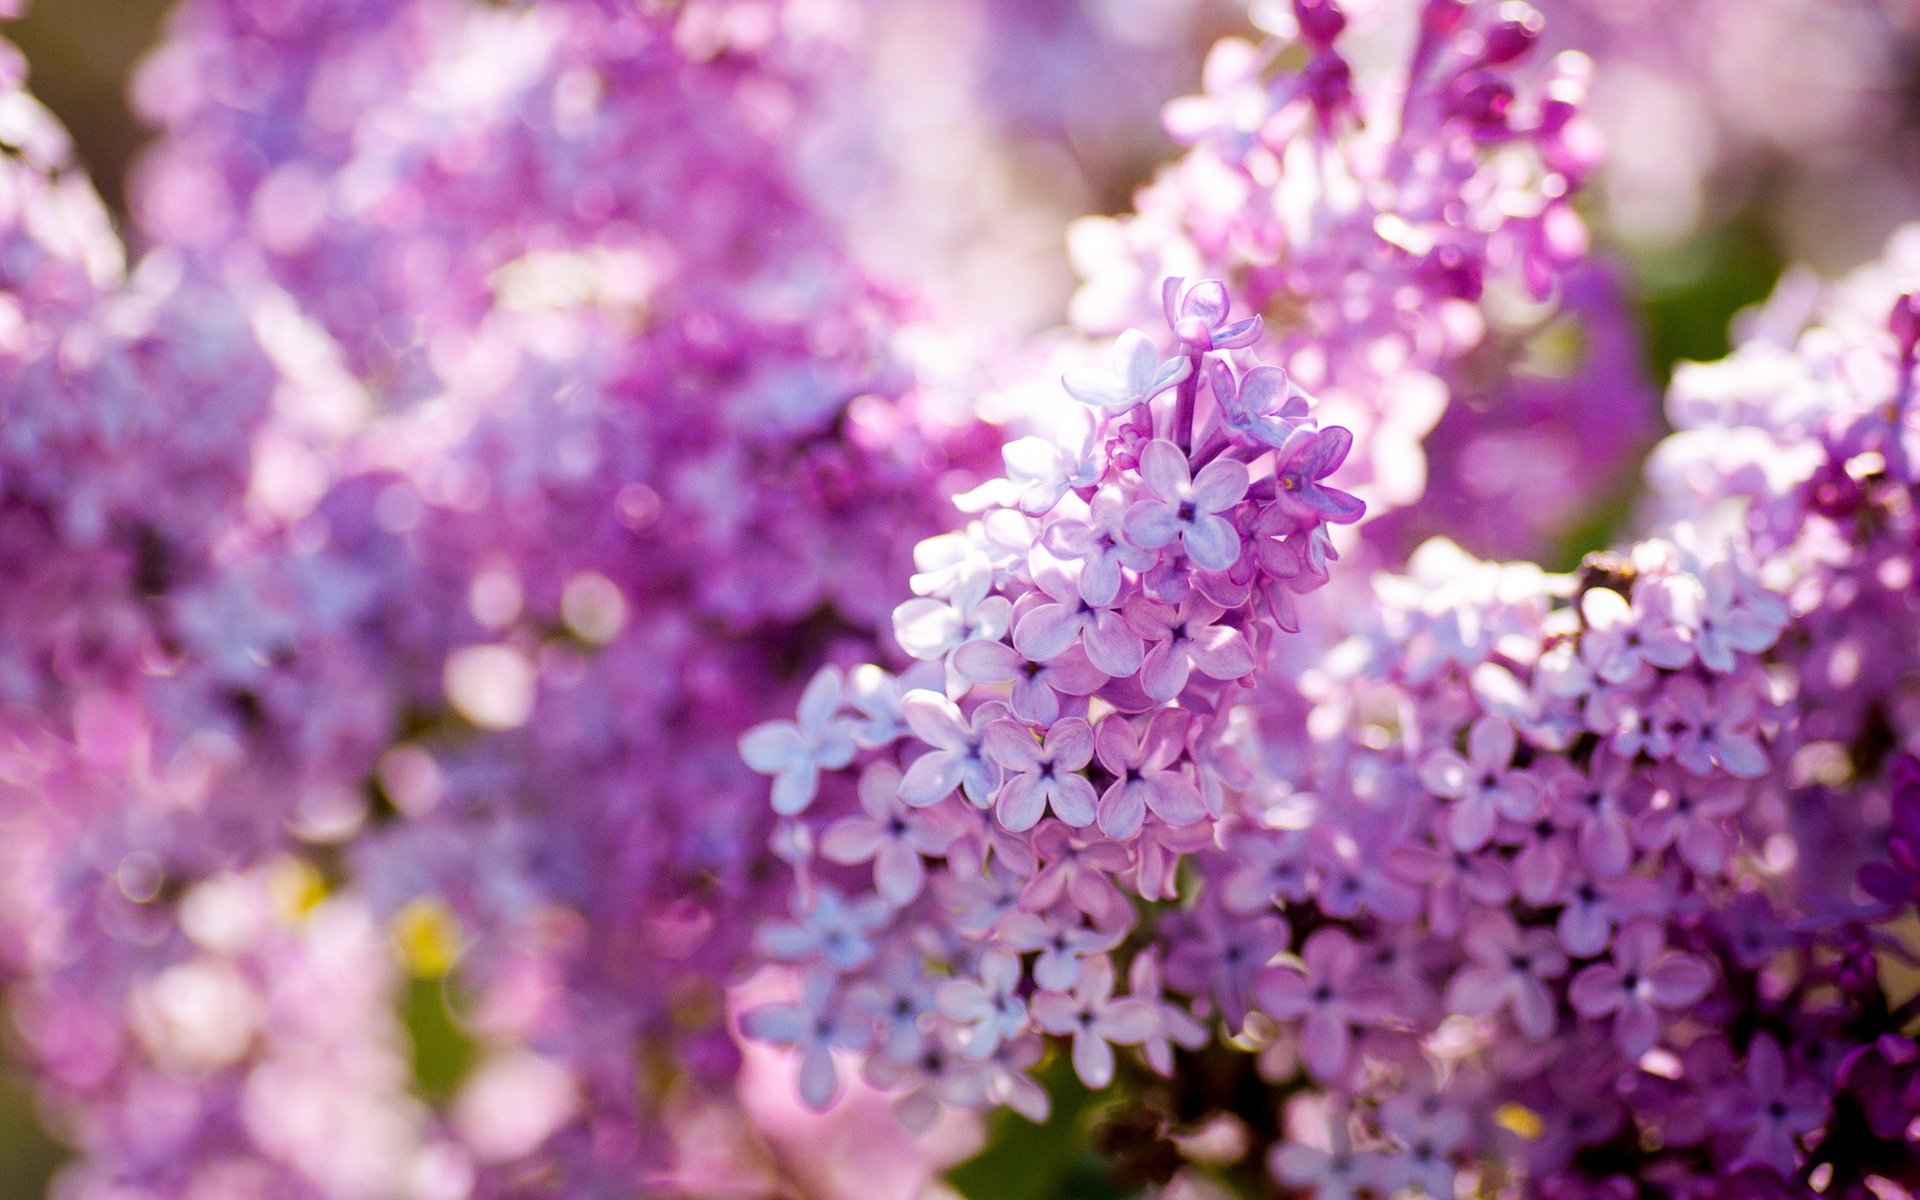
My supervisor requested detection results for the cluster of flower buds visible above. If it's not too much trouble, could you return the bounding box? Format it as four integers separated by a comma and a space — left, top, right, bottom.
1070, 0, 1608, 538
739, 278, 1364, 1125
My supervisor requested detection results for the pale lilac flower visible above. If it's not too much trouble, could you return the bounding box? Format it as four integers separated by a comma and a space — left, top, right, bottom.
1123, 438, 1248, 572
1659, 676, 1769, 779
1205, 361, 1309, 451
1444, 911, 1568, 1039
937, 948, 1027, 1059
863, 1024, 991, 1134
1018, 822, 1130, 923
1061, 328, 1192, 415
1123, 594, 1257, 701
1030, 954, 1155, 1088
849, 951, 941, 1062
739, 666, 859, 815
1632, 770, 1748, 875
1556, 872, 1662, 959
892, 573, 1014, 690
898, 691, 1005, 808
983, 717, 1098, 831
845, 662, 941, 749
1164, 904, 1287, 1032
1377, 1091, 1469, 1198
1255, 928, 1392, 1080
1543, 753, 1636, 880
1011, 562, 1143, 675
1002, 417, 1102, 516
1091, 711, 1205, 839
1568, 917, 1714, 1057
1680, 562, 1785, 672
1385, 838, 1515, 935
1580, 585, 1692, 684
819, 762, 959, 905
756, 888, 891, 972
999, 911, 1125, 992
1220, 829, 1313, 914
1420, 715, 1541, 851
952, 638, 1105, 725
1042, 486, 1153, 607
739, 969, 869, 1110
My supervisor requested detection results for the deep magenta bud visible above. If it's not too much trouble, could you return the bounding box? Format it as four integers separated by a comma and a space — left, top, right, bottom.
1481, 2, 1544, 66
1889, 290, 1920, 359
1292, 0, 1347, 49
1422, 0, 1471, 39
1451, 73, 1515, 128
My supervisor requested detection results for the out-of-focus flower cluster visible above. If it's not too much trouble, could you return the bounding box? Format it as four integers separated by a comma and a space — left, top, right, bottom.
1069, 0, 1610, 546
0, 0, 999, 1195
1539, 0, 1920, 268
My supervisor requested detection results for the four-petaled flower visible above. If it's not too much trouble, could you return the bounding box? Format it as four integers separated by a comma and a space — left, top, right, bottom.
1256, 928, 1393, 1080
1092, 710, 1205, 838
820, 761, 959, 905
739, 666, 858, 814
1123, 438, 1249, 572
1568, 917, 1714, 1057
1123, 594, 1257, 701
983, 717, 1097, 831
1443, 911, 1568, 1039
1029, 954, 1156, 1088
1420, 715, 1540, 851
1062, 328, 1193, 415
898, 691, 1006, 808
1043, 486, 1153, 607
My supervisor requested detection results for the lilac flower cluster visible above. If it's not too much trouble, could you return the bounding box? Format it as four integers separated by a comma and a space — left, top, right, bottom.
740, 68, 1920, 1200
1069, 0, 1614, 543
740, 279, 1365, 1123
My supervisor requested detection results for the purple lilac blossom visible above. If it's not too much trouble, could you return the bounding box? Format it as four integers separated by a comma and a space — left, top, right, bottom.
1068, 0, 1611, 544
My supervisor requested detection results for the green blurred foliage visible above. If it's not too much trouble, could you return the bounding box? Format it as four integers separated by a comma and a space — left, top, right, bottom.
0, 1059, 65, 1197
405, 975, 479, 1101
11, 0, 170, 219
1634, 215, 1787, 384
949, 1057, 1137, 1200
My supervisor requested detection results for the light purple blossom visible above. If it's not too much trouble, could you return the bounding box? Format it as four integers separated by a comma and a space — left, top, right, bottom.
1091, 710, 1205, 839
1122, 438, 1249, 572
1567, 917, 1714, 1057
1123, 594, 1257, 701
1420, 715, 1541, 851
1061, 328, 1193, 415
1255, 928, 1392, 1080
819, 762, 959, 905
739, 667, 859, 815
1443, 911, 1568, 1039
1029, 954, 1156, 1088
983, 717, 1098, 832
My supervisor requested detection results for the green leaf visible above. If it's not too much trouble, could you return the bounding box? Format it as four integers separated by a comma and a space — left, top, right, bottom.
403, 975, 476, 1100
948, 1056, 1138, 1200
